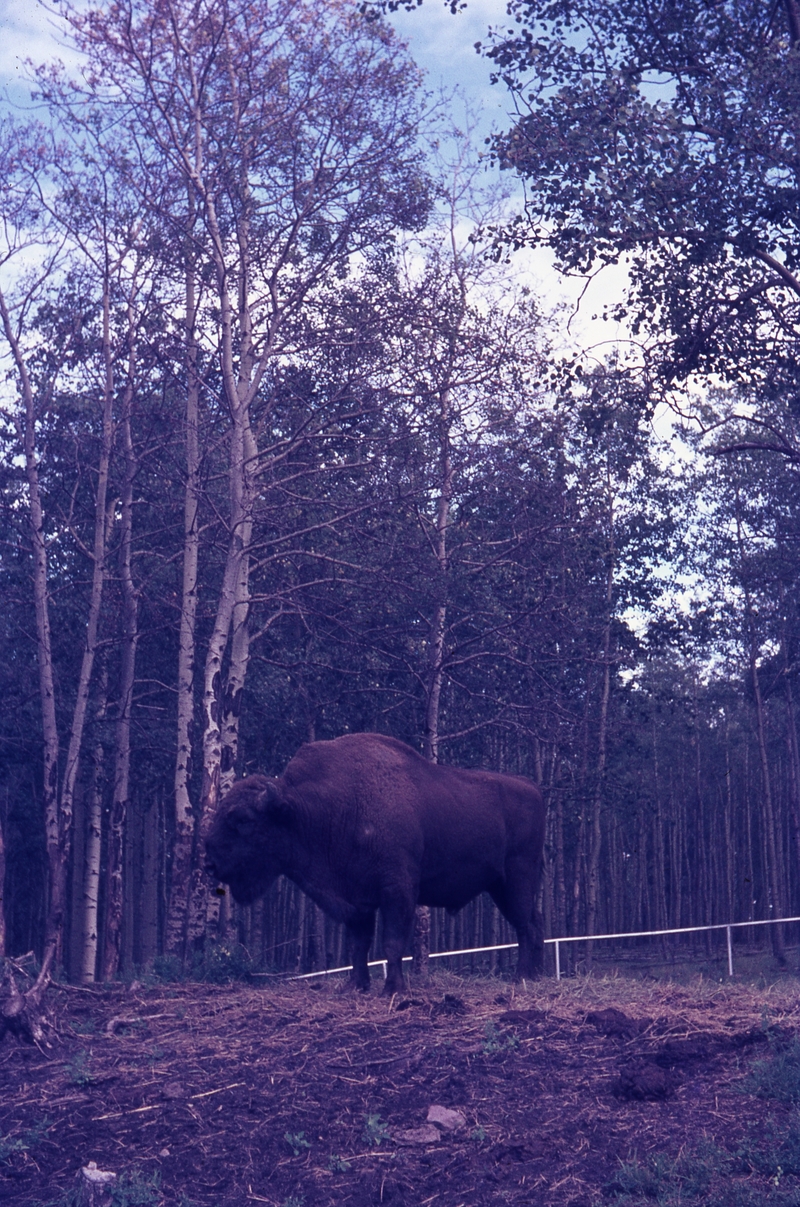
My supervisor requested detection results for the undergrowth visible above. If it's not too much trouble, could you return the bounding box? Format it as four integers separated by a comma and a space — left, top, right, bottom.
151, 942, 257, 985
35, 1167, 163, 1207
0, 1121, 50, 1164
608, 1036, 800, 1205
745, 1036, 800, 1106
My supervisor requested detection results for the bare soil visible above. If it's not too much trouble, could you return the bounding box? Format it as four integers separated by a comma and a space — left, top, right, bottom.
1, 970, 799, 1206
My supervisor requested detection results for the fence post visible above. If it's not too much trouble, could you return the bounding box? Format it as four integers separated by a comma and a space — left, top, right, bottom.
726, 926, 733, 978
554, 939, 561, 981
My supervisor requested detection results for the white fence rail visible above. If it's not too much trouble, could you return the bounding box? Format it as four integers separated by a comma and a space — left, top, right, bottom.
276, 913, 800, 984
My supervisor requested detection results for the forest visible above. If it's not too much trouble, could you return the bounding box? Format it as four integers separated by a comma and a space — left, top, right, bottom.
1, 0, 800, 998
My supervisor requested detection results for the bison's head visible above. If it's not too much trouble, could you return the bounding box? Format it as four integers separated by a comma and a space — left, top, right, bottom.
204, 774, 287, 905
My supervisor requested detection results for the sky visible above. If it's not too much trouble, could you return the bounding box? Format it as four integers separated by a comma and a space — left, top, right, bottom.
390, 0, 514, 135
391, 1, 635, 364
0, 0, 81, 102
0, 0, 628, 359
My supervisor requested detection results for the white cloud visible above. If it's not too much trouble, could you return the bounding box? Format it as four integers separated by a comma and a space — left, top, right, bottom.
0, 0, 83, 106
390, 0, 513, 138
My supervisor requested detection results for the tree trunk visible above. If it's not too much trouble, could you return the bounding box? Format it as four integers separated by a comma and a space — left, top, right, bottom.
0, 285, 60, 981
780, 619, 800, 900
414, 384, 455, 982
219, 424, 257, 798
735, 503, 786, 962
81, 669, 107, 985
723, 720, 735, 921
0, 808, 6, 960
3, 273, 112, 979
585, 481, 614, 964
749, 626, 786, 961
422, 386, 453, 764
166, 192, 202, 962
0, 253, 113, 1005
651, 719, 668, 949
185, 507, 248, 948
101, 361, 139, 982
56, 273, 116, 978
552, 754, 566, 938
186, 193, 259, 951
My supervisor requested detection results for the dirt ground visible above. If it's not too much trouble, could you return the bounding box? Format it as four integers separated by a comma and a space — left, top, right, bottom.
1, 967, 799, 1206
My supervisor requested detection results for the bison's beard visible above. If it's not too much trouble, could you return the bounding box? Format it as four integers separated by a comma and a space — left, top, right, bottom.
223, 870, 274, 906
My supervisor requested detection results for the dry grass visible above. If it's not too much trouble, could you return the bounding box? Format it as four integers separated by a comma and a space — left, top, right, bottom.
0, 968, 798, 1206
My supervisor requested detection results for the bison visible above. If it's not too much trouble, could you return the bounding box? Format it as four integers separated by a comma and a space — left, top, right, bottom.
204, 732, 545, 992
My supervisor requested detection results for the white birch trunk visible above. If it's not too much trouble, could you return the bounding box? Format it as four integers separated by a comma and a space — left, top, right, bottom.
187, 178, 259, 949
414, 386, 455, 980
101, 356, 139, 981
81, 668, 108, 985
0, 285, 60, 979
219, 423, 257, 797
166, 193, 202, 960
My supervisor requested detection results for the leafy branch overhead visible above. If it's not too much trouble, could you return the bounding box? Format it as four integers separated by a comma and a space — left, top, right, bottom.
487, 0, 800, 388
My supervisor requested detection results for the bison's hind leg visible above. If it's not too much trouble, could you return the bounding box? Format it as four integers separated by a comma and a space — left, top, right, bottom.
489, 871, 544, 981
347, 913, 376, 992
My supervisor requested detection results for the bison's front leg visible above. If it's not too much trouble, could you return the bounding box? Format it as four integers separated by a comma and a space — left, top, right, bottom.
347, 913, 376, 992
515, 913, 544, 980
380, 890, 416, 995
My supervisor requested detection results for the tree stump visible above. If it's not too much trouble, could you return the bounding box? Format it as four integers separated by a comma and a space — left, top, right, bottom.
76, 1162, 117, 1206
0, 958, 51, 1045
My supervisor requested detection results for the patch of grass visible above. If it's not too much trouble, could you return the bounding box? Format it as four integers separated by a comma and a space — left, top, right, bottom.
280, 1196, 305, 1207
67, 1049, 95, 1087
607, 1139, 800, 1205
32, 1166, 162, 1207
362, 1112, 390, 1148
284, 1131, 311, 1157
744, 1036, 800, 1106
482, 1021, 519, 1054
152, 953, 185, 983
70, 1016, 97, 1036
148, 1046, 165, 1072
195, 941, 255, 984
738, 1119, 800, 1179
110, 1168, 162, 1206
611, 1142, 723, 1201
0, 1121, 51, 1164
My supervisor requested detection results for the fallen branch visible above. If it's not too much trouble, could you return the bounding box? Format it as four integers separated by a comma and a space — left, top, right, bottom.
92, 1103, 162, 1122
189, 1082, 245, 1100
92, 1082, 245, 1121
104, 1012, 172, 1037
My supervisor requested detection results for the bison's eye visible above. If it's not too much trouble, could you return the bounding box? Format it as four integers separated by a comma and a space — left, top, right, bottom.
226, 806, 259, 835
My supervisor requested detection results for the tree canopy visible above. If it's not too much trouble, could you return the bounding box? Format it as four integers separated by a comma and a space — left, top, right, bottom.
487, 0, 800, 397
0, 0, 799, 1003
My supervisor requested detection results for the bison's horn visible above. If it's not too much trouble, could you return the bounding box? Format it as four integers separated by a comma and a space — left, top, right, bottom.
262, 778, 291, 822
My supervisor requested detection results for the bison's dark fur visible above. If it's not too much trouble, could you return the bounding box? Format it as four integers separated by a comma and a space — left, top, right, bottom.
204, 733, 545, 992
